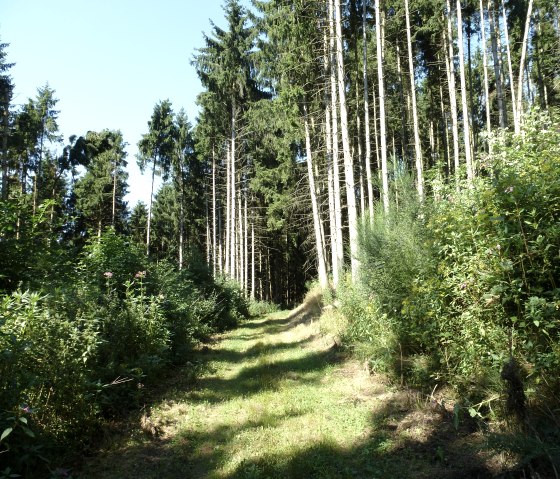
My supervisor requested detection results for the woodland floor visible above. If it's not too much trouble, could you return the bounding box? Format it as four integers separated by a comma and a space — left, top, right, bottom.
78, 301, 506, 478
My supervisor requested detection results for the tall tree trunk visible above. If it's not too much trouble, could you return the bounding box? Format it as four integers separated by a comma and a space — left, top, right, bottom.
323, 25, 337, 284
335, 0, 359, 279
480, 0, 492, 146
356, 86, 365, 215
363, 0, 374, 218
405, 0, 424, 200
501, 0, 518, 131
488, 0, 507, 128
244, 195, 248, 292
212, 146, 217, 275
238, 191, 243, 286
304, 103, 328, 289
376, 0, 389, 213
230, 105, 237, 280
444, 11, 461, 177
179, 161, 186, 270
251, 223, 255, 300
396, 42, 409, 167
456, 0, 474, 180
146, 156, 156, 256
515, 0, 533, 135
1, 95, 8, 201
225, 145, 231, 275
439, 81, 452, 176
112, 155, 117, 228
329, 0, 344, 282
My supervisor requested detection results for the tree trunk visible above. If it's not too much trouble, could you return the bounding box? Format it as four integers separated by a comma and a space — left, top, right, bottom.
488, 0, 507, 128
501, 0, 518, 131
146, 156, 156, 256
230, 104, 237, 280
405, 0, 424, 199
335, 0, 359, 279
456, 0, 474, 180
225, 145, 231, 275
1, 95, 8, 201
323, 24, 337, 284
212, 146, 217, 275
363, 0, 374, 218
444, 10, 461, 177
480, 0, 492, 146
375, 0, 389, 213
251, 223, 255, 300
304, 103, 328, 289
244, 195, 248, 292
515, 0, 533, 135
328, 0, 344, 282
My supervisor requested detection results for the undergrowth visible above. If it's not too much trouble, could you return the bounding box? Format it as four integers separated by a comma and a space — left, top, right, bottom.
336, 111, 560, 475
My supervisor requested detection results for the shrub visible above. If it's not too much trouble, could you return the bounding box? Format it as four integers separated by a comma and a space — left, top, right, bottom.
342, 110, 560, 415
0, 291, 100, 472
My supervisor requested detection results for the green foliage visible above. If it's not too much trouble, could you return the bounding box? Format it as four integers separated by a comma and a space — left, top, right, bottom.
248, 300, 279, 317
78, 228, 146, 295
0, 227, 249, 475
341, 112, 560, 414
0, 290, 100, 470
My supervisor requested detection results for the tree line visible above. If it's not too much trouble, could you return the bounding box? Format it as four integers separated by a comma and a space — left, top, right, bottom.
1, 0, 558, 303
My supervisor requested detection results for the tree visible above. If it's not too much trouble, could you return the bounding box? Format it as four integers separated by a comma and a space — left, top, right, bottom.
375, 0, 389, 212
193, 0, 260, 281
137, 100, 176, 256
456, 0, 474, 180
404, 0, 424, 199
0, 39, 14, 201
75, 130, 128, 237
334, 0, 360, 279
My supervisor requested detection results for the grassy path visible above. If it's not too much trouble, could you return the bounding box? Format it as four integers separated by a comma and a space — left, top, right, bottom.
81, 302, 492, 478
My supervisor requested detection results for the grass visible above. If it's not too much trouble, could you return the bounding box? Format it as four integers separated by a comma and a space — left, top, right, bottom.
78, 300, 499, 479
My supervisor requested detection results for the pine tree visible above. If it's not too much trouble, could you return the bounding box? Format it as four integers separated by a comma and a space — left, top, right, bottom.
137, 100, 176, 256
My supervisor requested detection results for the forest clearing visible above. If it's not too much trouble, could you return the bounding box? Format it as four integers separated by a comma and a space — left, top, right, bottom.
79, 295, 500, 479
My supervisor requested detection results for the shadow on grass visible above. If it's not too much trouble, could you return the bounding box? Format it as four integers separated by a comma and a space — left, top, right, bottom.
209, 337, 318, 363
189, 346, 343, 404
219, 400, 495, 479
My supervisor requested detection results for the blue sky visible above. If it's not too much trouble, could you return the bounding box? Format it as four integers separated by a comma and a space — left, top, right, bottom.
1, 0, 249, 207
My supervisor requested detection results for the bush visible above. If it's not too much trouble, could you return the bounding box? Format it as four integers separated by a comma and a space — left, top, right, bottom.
341, 110, 560, 415
0, 231, 250, 475
0, 291, 100, 471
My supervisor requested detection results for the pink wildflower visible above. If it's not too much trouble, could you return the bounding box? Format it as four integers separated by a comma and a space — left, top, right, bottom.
103, 271, 113, 278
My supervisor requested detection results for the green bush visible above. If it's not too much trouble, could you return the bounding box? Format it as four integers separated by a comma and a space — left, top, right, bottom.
342, 110, 560, 414
0, 291, 100, 471
248, 300, 279, 317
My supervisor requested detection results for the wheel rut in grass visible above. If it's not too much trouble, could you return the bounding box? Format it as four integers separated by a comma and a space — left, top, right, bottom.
81, 303, 496, 479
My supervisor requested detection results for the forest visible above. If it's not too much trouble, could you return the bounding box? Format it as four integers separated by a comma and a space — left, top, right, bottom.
1, 0, 559, 476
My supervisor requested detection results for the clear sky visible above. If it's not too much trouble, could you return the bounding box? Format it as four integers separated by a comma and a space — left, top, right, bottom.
1, 0, 249, 207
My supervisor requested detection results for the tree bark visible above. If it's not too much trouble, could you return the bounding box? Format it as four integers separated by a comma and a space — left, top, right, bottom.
376, 0, 389, 213
146, 156, 156, 256
328, 0, 344, 282
501, 0, 518, 131
230, 104, 237, 280
304, 102, 328, 289
212, 146, 217, 275
515, 0, 533, 135
363, 0, 374, 218
488, 0, 507, 128
456, 0, 474, 180
335, 0, 359, 279
405, 0, 424, 199
480, 0, 492, 146
444, 10, 460, 177
225, 145, 231, 275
